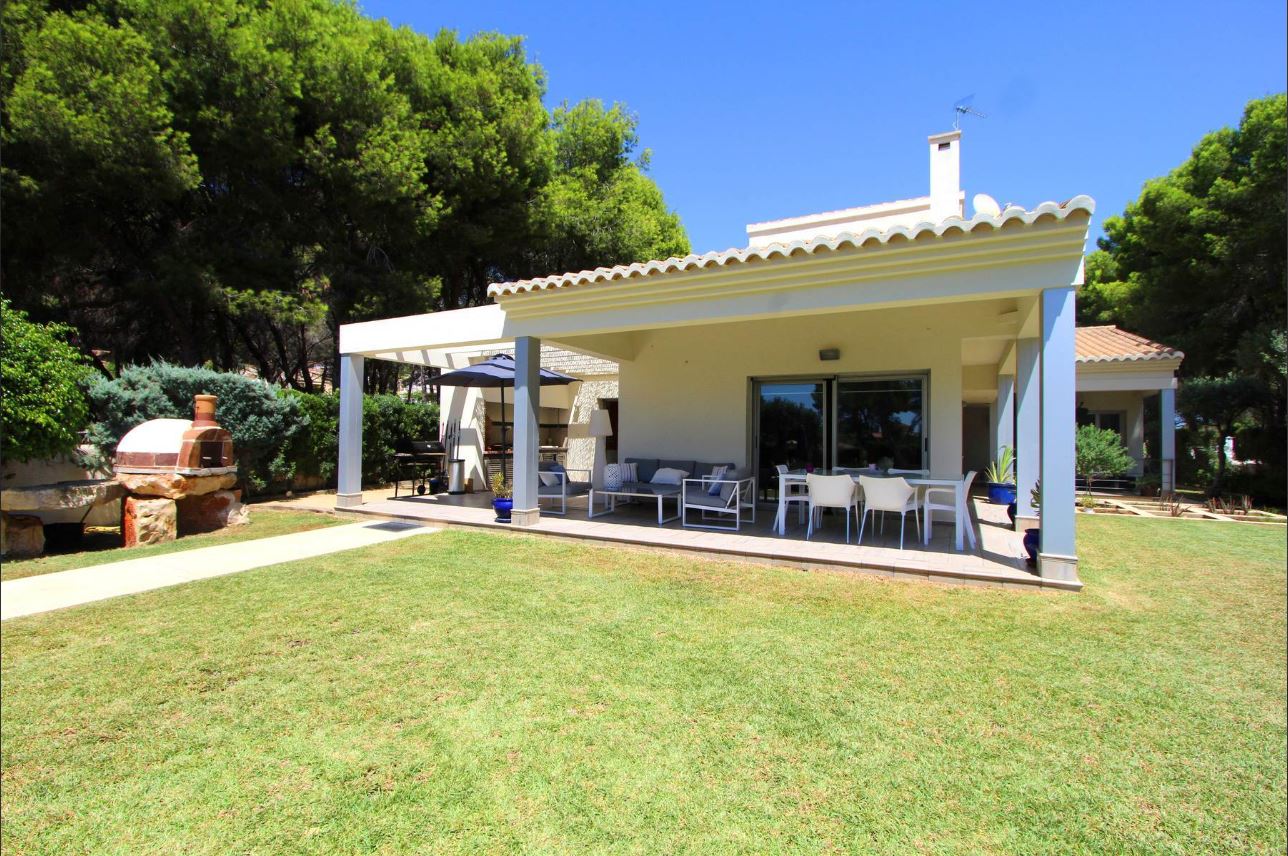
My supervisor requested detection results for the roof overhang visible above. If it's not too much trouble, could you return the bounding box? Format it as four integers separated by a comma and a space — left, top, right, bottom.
340, 198, 1093, 360
1076, 358, 1182, 392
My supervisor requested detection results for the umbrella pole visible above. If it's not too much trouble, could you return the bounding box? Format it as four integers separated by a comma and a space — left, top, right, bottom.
502, 384, 508, 485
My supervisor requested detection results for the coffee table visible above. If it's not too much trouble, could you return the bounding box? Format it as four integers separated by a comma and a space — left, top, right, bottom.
588, 484, 681, 525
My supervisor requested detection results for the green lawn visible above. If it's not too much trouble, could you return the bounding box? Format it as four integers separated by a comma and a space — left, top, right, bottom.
1, 508, 343, 581
2, 517, 1284, 854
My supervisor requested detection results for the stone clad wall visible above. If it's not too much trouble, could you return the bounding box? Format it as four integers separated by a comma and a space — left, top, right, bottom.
566, 376, 618, 474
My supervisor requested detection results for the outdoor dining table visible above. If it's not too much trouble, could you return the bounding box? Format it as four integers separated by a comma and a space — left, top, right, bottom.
773, 469, 976, 551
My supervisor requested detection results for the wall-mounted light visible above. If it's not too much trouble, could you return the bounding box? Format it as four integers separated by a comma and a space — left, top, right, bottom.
819, 348, 840, 361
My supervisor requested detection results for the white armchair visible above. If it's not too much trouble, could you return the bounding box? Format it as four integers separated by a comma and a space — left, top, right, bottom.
805, 473, 862, 543
681, 473, 756, 531
923, 470, 978, 548
857, 475, 920, 549
537, 467, 592, 515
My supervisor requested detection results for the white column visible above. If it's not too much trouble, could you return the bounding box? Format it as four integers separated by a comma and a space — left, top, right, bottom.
1014, 339, 1040, 526
994, 373, 1015, 460
511, 337, 541, 526
336, 353, 364, 508
1038, 287, 1079, 583
1159, 385, 1176, 494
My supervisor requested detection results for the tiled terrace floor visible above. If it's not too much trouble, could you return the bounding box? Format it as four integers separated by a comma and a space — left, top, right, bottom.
336, 490, 1075, 591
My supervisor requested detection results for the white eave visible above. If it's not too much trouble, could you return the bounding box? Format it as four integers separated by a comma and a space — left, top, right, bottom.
489, 196, 1096, 299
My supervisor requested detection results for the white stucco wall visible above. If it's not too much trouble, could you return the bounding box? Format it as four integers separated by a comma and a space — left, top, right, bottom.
614, 301, 1015, 480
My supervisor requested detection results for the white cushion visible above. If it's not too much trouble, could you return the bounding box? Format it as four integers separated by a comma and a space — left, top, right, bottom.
538, 472, 561, 487
650, 467, 689, 485
707, 465, 729, 495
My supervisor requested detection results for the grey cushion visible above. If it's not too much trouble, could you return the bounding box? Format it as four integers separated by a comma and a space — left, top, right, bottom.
684, 483, 734, 509
625, 458, 659, 482
541, 481, 590, 497
658, 459, 696, 478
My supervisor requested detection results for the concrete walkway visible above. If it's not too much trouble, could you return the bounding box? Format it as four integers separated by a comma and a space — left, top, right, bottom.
1, 520, 438, 621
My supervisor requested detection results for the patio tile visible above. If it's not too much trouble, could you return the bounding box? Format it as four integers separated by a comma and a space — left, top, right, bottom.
341, 494, 1046, 589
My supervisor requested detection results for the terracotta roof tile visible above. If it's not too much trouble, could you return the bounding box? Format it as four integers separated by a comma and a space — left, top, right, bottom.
1076, 326, 1183, 363
489, 196, 1095, 298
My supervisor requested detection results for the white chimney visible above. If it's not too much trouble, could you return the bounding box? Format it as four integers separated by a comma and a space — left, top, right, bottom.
928, 130, 963, 220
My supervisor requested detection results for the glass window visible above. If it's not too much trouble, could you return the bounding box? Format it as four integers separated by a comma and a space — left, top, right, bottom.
756, 382, 827, 473
835, 378, 925, 469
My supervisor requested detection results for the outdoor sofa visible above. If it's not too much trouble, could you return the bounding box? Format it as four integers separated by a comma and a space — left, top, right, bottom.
621, 457, 756, 531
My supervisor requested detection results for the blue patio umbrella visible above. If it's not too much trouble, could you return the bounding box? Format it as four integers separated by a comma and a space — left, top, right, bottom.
434, 354, 577, 479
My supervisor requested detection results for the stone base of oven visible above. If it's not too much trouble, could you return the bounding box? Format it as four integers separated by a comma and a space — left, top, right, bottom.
177, 490, 249, 535
124, 497, 177, 548
117, 471, 237, 500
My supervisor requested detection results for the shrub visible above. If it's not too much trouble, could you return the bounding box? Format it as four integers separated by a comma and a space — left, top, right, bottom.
86, 363, 301, 493
0, 298, 92, 463
278, 391, 439, 487
1075, 424, 1135, 488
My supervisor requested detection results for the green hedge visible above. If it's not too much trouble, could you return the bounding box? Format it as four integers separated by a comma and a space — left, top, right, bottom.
87, 364, 439, 493
277, 390, 439, 487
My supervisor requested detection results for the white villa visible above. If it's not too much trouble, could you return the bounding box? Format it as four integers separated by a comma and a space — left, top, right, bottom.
334, 131, 1183, 590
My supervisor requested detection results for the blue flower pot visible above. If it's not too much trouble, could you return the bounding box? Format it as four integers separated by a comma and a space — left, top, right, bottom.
987, 482, 1017, 505
493, 498, 512, 522
1022, 528, 1040, 567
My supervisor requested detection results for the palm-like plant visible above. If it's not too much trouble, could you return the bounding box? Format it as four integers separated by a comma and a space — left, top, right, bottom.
984, 445, 1015, 485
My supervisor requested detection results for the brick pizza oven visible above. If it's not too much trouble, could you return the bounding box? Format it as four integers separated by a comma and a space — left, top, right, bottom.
114, 395, 236, 476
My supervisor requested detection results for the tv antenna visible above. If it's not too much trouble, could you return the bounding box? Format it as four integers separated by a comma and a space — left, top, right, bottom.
953, 95, 987, 130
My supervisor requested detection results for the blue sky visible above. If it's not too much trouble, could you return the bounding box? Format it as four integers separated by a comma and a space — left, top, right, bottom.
365, 0, 1286, 255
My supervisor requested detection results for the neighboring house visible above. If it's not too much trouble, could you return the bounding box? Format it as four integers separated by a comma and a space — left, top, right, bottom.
337, 130, 1095, 583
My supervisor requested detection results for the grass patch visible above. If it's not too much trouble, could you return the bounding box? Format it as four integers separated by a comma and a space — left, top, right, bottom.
2, 516, 1284, 853
1, 509, 343, 581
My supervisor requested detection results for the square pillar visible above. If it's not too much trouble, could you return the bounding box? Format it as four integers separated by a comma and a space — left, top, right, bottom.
336, 353, 364, 508
994, 373, 1015, 459
1038, 287, 1079, 583
1014, 338, 1040, 528
511, 337, 541, 526
1159, 385, 1176, 494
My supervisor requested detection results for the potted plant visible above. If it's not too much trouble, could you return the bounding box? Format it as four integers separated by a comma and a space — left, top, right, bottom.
1022, 481, 1040, 567
490, 472, 512, 522
984, 445, 1017, 505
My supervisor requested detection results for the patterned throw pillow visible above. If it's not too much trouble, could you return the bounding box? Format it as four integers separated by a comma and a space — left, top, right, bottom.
707, 465, 729, 495
619, 462, 638, 484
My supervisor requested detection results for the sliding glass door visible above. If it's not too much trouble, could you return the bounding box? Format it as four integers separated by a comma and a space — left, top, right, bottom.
755, 381, 828, 483
754, 375, 926, 488
835, 377, 926, 470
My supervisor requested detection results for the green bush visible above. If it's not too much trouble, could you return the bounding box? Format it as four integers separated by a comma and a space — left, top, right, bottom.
86, 363, 301, 493
0, 298, 92, 463
1075, 424, 1135, 486
278, 391, 439, 487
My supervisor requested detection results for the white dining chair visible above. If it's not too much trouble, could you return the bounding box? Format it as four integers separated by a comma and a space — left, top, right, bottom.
923, 470, 978, 549
776, 464, 809, 530
805, 473, 861, 543
857, 475, 920, 549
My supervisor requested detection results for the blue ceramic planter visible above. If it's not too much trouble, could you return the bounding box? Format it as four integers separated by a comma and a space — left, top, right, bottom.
1022, 528, 1040, 567
987, 482, 1017, 505
493, 498, 513, 522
